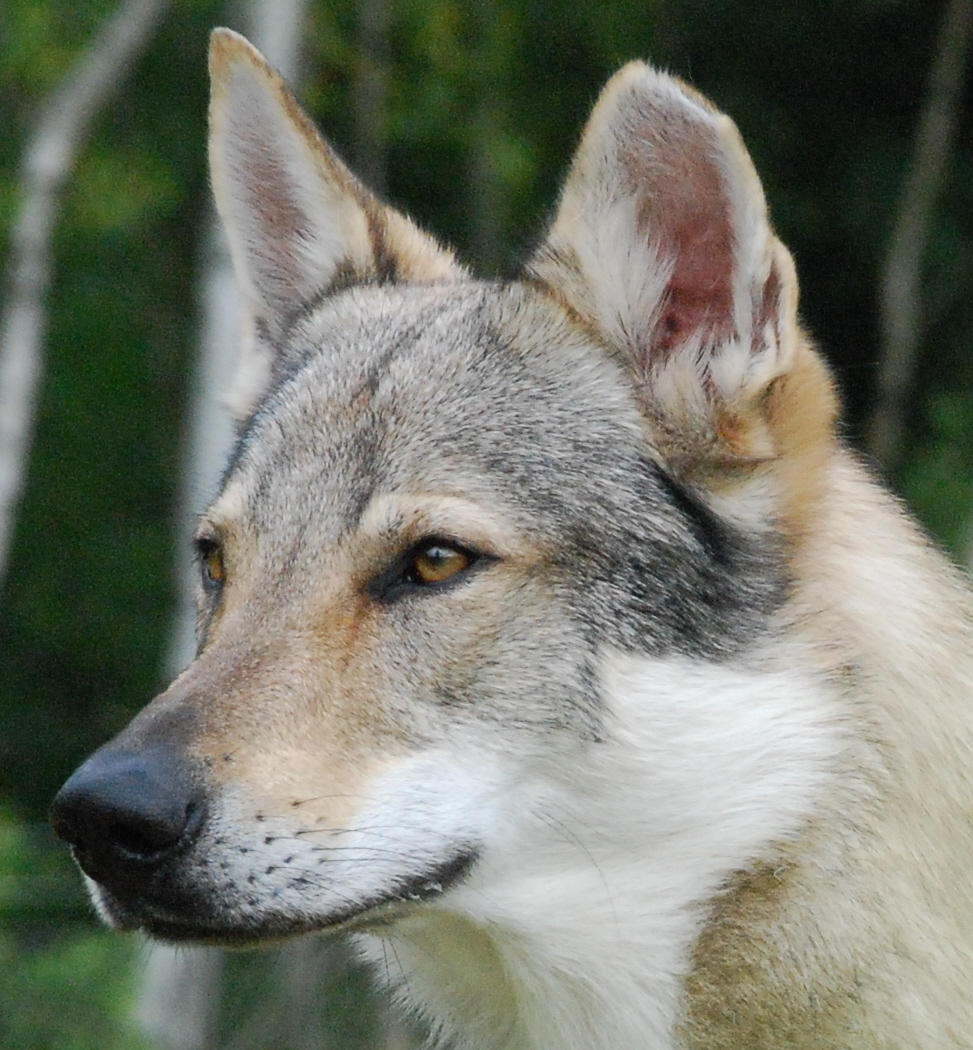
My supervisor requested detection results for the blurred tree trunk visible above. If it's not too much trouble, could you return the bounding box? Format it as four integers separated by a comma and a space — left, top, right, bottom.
468, 0, 514, 275
867, 0, 973, 469
137, 3, 309, 1049
354, 0, 390, 196
0, 0, 168, 589
136, 945, 225, 1050
133, 199, 235, 1050
163, 0, 311, 682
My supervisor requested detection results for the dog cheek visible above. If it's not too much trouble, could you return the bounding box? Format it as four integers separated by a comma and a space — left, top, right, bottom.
385, 580, 599, 741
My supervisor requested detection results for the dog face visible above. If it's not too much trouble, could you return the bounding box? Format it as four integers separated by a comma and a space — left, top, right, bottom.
52, 31, 835, 950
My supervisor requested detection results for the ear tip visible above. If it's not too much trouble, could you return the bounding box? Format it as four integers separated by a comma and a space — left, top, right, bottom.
614, 59, 656, 80
609, 61, 676, 89
209, 27, 267, 80
603, 61, 720, 122
601, 60, 660, 100
209, 26, 246, 60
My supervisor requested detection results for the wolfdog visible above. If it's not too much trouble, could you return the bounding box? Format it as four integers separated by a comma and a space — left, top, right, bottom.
52, 28, 973, 1050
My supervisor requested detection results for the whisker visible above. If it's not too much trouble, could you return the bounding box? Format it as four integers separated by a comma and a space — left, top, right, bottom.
288, 792, 382, 807
538, 810, 621, 939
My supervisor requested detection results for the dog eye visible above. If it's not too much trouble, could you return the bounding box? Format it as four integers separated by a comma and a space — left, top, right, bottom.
196, 538, 226, 591
369, 538, 483, 602
409, 543, 472, 585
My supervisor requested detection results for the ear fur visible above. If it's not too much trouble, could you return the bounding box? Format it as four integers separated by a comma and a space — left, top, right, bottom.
528, 63, 812, 466
208, 29, 463, 418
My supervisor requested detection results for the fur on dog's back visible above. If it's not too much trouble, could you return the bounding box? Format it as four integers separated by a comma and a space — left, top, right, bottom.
49, 29, 973, 1050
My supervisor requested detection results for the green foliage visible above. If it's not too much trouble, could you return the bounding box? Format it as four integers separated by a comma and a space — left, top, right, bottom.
0, 809, 148, 1049
0, 929, 150, 1050
1, 0, 120, 101
0, 812, 87, 920
901, 391, 973, 557
216, 944, 381, 1049
70, 147, 181, 233
0, 0, 220, 814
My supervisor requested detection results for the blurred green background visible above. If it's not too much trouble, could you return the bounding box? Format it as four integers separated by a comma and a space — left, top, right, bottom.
3, 0, 973, 1046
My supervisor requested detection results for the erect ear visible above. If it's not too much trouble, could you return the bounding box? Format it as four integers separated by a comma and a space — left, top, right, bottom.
208, 29, 464, 419
528, 63, 801, 465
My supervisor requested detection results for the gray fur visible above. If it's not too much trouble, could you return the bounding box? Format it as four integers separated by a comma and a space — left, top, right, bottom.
221, 281, 787, 706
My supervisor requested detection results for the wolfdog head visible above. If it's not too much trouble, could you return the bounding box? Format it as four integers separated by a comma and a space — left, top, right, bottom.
52, 29, 838, 1020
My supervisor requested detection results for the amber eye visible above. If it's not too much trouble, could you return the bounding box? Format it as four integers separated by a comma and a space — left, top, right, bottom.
197, 539, 225, 591
409, 543, 472, 585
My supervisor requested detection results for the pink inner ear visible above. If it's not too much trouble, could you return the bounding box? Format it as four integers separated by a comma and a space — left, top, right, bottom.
234, 128, 315, 304
656, 220, 734, 354
628, 119, 736, 358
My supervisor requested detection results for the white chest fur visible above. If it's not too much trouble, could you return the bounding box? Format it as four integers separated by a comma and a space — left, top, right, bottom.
357, 649, 839, 1050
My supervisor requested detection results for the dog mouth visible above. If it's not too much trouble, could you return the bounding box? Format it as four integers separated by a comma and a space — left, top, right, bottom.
92, 848, 480, 946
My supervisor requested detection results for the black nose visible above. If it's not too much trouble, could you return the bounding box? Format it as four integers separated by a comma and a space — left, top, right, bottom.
51, 746, 204, 886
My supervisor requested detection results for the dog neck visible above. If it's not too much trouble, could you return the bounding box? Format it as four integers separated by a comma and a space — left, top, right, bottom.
359, 903, 687, 1050
355, 647, 838, 1050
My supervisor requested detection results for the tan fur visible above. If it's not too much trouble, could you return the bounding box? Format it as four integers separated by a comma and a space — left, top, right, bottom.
680, 452, 973, 1046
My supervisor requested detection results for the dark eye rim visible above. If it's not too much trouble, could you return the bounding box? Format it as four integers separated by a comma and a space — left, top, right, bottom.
368, 536, 493, 603
194, 535, 226, 593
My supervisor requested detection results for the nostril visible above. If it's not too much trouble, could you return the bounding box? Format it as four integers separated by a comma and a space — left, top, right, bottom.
51, 748, 203, 876
105, 801, 199, 861
109, 820, 170, 860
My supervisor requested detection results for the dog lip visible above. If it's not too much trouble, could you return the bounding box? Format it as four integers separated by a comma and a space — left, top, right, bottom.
384, 847, 478, 904
127, 847, 481, 946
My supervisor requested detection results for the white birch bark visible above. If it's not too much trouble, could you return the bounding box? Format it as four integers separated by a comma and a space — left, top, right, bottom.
0, 0, 168, 586
138, 3, 311, 1048
354, 0, 390, 196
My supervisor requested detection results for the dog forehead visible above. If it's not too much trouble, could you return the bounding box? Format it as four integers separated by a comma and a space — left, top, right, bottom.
224, 281, 647, 529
